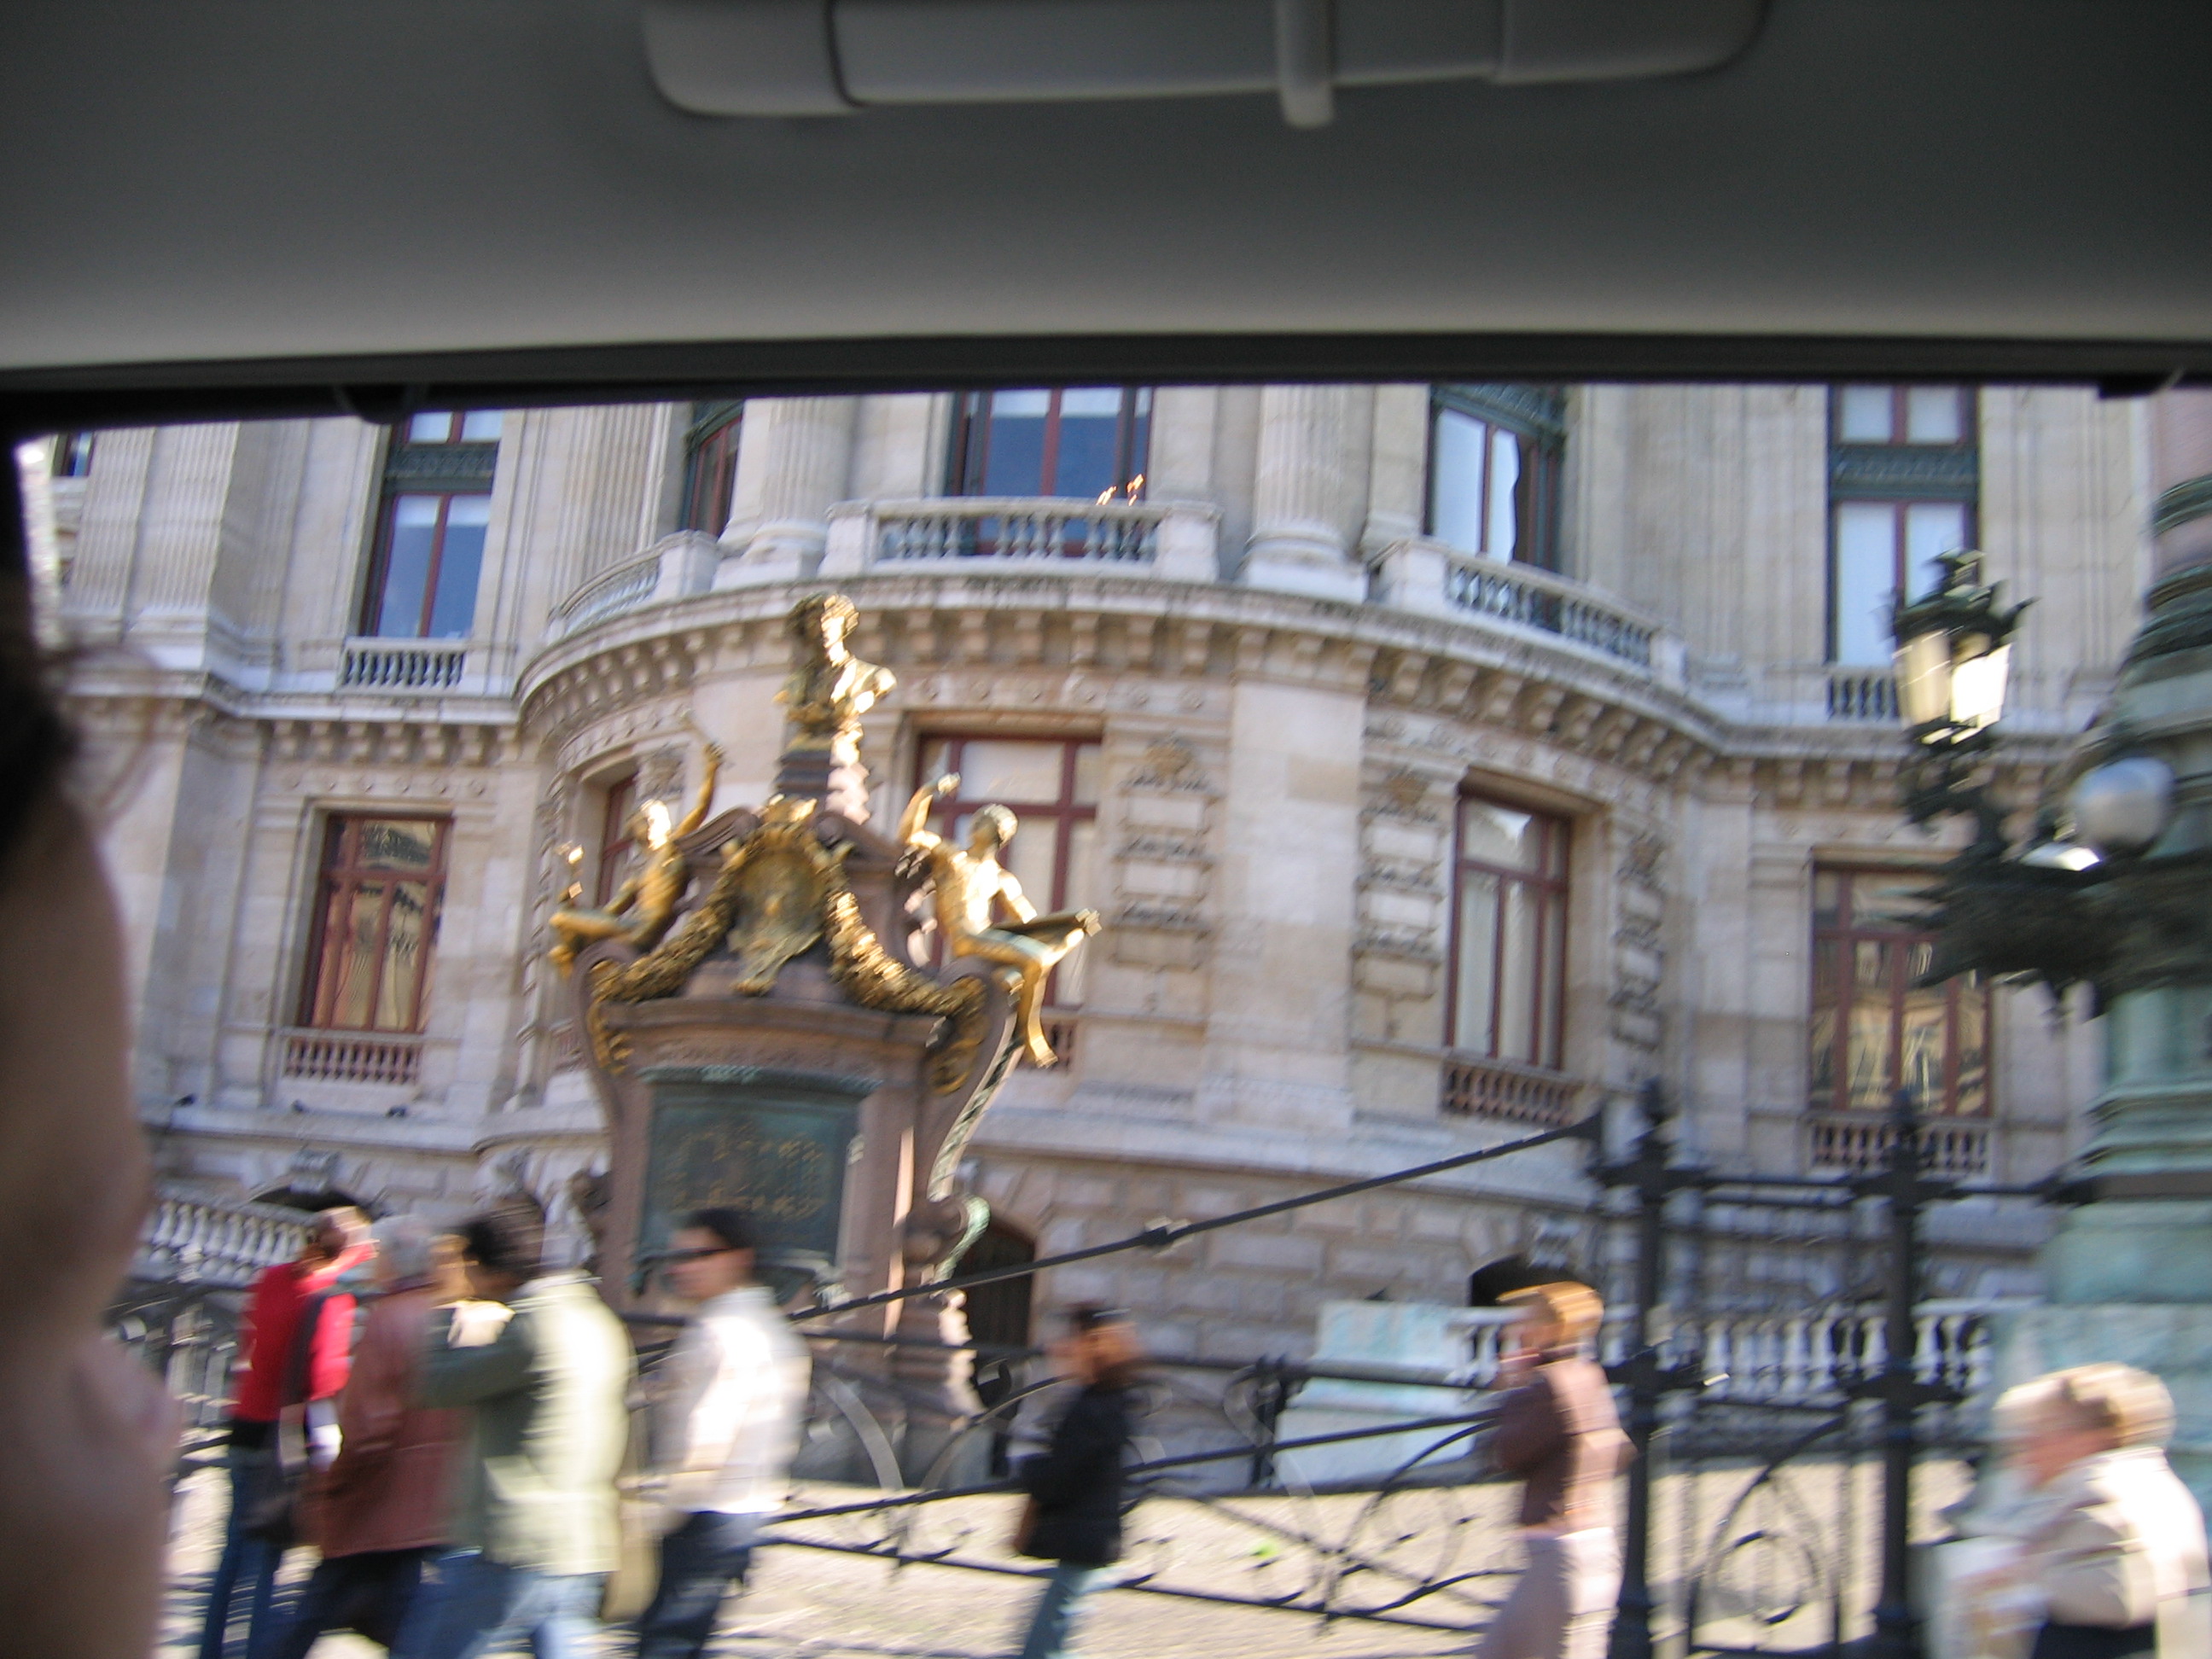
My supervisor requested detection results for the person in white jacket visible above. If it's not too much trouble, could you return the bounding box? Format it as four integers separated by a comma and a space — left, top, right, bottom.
632, 1208, 811, 1659
1961, 1364, 2210, 1659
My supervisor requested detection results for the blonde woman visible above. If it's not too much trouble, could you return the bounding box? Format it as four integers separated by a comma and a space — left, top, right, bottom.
1966, 1365, 2210, 1659
1480, 1283, 1633, 1659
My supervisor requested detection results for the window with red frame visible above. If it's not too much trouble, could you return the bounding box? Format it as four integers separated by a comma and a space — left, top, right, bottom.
678, 402, 743, 534
914, 736, 1101, 1004
1809, 869, 1990, 1116
1829, 386, 1979, 667
595, 773, 639, 906
297, 816, 449, 1033
948, 388, 1151, 502
358, 410, 503, 638
1447, 796, 1569, 1068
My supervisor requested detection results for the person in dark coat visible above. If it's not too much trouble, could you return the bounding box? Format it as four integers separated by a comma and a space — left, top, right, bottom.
1010, 1307, 1143, 1659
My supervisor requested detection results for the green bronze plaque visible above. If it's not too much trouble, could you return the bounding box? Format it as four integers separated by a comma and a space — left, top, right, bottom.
637, 1064, 873, 1297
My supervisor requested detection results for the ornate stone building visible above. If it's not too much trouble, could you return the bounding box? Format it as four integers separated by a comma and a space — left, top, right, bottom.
26, 381, 2149, 1359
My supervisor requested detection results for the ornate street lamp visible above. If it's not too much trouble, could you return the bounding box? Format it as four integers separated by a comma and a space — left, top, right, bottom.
1889, 549, 2032, 853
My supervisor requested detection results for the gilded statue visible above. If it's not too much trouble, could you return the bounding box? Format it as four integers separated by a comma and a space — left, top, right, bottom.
777, 593, 897, 755
898, 774, 1101, 1068
548, 736, 723, 973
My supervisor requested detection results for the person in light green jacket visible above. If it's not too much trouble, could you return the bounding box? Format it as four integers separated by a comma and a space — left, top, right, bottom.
399, 1206, 635, 1659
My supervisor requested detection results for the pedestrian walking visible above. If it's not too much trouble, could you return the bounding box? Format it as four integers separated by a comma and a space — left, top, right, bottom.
399, 1203, 634, 1659
1008, 1305, 1144, 1659
271, 1215, 464, 1656
1478, 1282, 1632, 1659
198, 1205, 374, 1659
1959, 1365, 2210, 1659
631, 1207, 811, 1658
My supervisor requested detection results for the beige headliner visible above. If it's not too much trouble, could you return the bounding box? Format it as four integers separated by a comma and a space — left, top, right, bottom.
3, 0, 2210, 395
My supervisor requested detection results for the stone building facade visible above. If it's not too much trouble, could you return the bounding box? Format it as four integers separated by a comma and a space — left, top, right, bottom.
26, 381, 2151, 1361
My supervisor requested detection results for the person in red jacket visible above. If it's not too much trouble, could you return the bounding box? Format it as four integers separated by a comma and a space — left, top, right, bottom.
196, 1205, 373, 1659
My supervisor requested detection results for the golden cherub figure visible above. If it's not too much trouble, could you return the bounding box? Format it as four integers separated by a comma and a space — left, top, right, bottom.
898, 773, 1101, 1067
548, 737, 723, 973
776, 594, 897, 756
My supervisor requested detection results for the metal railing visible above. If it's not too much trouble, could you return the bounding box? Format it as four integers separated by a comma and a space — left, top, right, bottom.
340, 638, 467, 691
1441, 1054, 1583, 1125
277, 1027, 423, 1087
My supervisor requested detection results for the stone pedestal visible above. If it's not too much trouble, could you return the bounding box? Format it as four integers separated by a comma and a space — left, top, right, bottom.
572, 800, 1022, 1481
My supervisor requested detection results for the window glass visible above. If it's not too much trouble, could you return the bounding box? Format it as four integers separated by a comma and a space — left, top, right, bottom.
1429, 407, 1489, 555
1426, 388, 1563, 567
373, 495, 441, 637
1449, 796, 1569, 1067
426, 494, 490, 637
300, 817, 448, 1033
408, 412, 454, 444
957, 388, 1150, 502
1904, 500, 1969, 597
981, 391, 1051, 496
597, 774, 640, 905
953, 740, 1068, 803
366, 491, 488, 637
458, 409, 505, 442
1832, 500, 1900, 667
1486, 428, 1522, 558
1905, 387, 1965, 445
1807, 868, 1990, 1117
1837, 386, 1895, 442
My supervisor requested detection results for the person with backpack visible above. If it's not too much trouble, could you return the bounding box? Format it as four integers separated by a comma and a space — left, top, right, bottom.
196, 1205, 373, 1659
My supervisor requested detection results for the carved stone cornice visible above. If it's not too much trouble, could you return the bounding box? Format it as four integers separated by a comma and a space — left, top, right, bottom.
517, 573, 1720, 783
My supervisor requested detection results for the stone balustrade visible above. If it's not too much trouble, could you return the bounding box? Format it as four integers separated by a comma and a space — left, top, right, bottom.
547, 531, 722, 640
821, 498, 1219, 580
277, 1027, 424, 1087
1807, 1111, 1990, 1177
341, 638, 468, 692
1440, 1054, 1583, 1126
1369, 538, 1683, 683
136, 1187, 309, 1289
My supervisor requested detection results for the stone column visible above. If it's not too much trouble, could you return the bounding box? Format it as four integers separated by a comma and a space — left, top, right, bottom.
720, 398, 858, 585
1243, 386, 1368, 602
2001, 389, 2212, 1504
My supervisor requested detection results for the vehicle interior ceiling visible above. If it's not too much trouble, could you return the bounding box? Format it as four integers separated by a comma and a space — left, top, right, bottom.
4, 0, 2212, 441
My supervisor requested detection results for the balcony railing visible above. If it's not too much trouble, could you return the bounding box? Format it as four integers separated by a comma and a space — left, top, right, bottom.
1827, 667, 1900, 721
1370, 539, 1674, 678
341, 639, 466, 691
1441, 1054, 1583, 1126
548, 533, 722, 640
1807, 1112, 1990, 1176
1445, 559, 1654, 667
823, 498, 1218, 580
278, 1028, 423, 1087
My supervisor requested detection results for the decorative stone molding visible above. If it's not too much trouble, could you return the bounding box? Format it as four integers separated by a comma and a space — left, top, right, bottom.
1110, 731, 1220, 972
